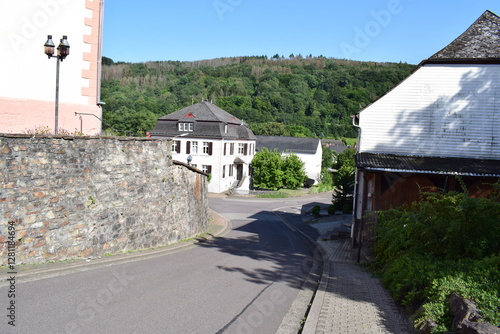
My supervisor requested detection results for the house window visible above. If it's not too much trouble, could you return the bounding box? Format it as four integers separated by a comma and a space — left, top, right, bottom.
222, 166, 226, 178
202, 142, 213, 155
238, 143, 248, 155
224, 143, 227, 156
191, 164, 197, 168
191, 141, 198, 154
178, 123, 194, 132
229, 165, 233, 177
202, 165, 212, 174
172, 140, 181, 154
230, 143, 235, 155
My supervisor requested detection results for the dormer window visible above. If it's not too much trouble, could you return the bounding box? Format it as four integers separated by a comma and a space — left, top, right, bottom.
178, 122, 194, 131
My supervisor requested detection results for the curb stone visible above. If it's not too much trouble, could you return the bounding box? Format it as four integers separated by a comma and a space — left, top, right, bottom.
272, 209, 330, 334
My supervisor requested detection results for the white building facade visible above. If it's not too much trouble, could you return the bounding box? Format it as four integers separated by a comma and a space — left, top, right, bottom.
150, 101, 256, 194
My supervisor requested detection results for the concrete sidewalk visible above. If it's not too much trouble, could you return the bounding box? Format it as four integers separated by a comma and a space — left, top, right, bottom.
302, 218, 416, 334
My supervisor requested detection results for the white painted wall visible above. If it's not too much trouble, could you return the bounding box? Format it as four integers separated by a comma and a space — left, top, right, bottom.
359, 64, 500, 160
169, 138, 255, 193
283, 142, 323, 183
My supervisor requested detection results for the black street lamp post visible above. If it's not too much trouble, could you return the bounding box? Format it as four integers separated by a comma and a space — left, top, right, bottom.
44, 35, 70, 135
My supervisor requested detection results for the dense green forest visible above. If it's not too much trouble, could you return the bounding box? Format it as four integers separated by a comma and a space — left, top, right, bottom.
100, 56, 416, 137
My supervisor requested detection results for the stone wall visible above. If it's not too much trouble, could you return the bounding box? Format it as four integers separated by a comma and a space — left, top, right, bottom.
0, 134, 209, 265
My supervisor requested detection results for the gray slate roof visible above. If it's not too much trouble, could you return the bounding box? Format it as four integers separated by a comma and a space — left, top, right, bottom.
158, 101, 243, 124
356, 152, 500, 177
150, 101, 256, 140
321, 139, 349, 154
428, 10, 500, 61
256, 136, 320, 154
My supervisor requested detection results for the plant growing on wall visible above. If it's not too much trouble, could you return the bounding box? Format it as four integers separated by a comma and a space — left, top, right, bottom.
23, 126, 86, 136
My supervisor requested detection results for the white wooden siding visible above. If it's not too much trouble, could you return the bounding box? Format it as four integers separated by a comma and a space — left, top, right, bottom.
359, 64, 500, 160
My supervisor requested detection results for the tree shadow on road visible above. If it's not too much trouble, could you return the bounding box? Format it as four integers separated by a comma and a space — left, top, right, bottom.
197, 209, 322, 291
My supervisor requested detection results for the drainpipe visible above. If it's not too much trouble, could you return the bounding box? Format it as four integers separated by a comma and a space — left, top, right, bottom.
96, 0, 105, 134
351, 115, 364, 261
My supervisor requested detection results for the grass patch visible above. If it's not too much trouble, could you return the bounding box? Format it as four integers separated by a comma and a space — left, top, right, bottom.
279, 188, 309, 196
256, 192, 289, 198
308, 183, 333, 194
341, 137, 358, 146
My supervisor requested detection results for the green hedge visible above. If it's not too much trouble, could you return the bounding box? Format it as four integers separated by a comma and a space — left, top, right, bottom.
372, 185, 500, 332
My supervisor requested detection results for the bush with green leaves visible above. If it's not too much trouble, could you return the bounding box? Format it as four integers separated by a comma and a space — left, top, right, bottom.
251, 148, 285, 190
282, 154, 307, 189
251, 148, 306, 190
332, 148, 356, 212
373, 185, 500, 332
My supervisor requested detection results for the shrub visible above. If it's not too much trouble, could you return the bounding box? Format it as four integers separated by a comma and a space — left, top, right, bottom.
332, 148, 356, 213
282, 154, 307, 189
311, 205, 321, 215
251, 148, 284, 190
251, 148, 306, 190
373, 185, 500, 332
414, 258, 500, 332
376, 190, 500, 263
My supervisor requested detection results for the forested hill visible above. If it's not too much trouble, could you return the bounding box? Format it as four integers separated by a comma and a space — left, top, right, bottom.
100, 56, 416, 138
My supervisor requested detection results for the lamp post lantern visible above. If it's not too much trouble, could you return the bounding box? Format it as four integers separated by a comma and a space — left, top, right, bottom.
44, 35, 70, 135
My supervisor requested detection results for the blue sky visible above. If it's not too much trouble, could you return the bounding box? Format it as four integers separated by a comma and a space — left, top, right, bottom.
103, 0, 500, 65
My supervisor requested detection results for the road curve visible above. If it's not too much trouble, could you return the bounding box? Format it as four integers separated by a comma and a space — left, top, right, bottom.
0, 193, 331, 334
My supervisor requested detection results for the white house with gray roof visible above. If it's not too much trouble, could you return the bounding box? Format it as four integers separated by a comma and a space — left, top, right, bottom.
256, 135, 323, 184
150, 101, 256, 193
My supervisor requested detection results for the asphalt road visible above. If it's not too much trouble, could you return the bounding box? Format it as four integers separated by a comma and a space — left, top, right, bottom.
0, 193, 331, 334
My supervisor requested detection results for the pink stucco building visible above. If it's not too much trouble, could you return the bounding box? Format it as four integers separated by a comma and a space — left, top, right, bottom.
0, 0, 105, 135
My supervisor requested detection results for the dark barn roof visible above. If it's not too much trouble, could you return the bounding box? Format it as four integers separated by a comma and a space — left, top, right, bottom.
357, 153, 500, 177
150, 101, 256, 140
427, 10, 500, 62
256, 136, 320, 154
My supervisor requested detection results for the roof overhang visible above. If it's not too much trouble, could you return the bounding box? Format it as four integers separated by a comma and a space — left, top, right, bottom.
421, 58, 500, 65
356, 153, 500, 178
234, 157, 246, 164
